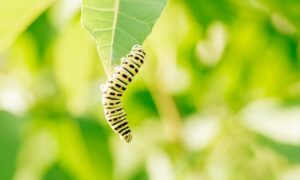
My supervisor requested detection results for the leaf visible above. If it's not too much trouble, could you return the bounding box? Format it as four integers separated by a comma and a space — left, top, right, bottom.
241, 101, 300, 145
81, 0, 167, 76
184, 0, 235, 28
57, 119, 100, 180
255, 133, 300, 164
0, 111, 23, 180
77, 117, 113, 180
258, 0, 300, 34
0, 0, 56, 53
43, 163, 75, 180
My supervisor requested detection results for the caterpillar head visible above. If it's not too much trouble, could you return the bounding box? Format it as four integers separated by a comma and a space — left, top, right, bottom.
122, 133, 132, 143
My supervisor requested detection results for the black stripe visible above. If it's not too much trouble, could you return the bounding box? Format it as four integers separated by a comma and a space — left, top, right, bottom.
103, 101, 121, 106
103, 100, 121, 106
114, 122, 128, 130
109, 109, 125, 117
117, 113, 127, 120
116, 77, 128, 86
111, 119, 124, 126
108, 117, 118, 122
107, 111, 125, 120
116, 108, 123, 111
121, 129, 131, 136
112, 117, 126, 126
109, 108, 123, 114
122, 66, 134, 77
104, 105, 121, 109
104, 105, 122, 109
108, 113, 126, 122
114, 83, 126, 91
105, 107, 122, 112
103, 105, 122, 110
109, 110, 116, 114
104, 96, 120, 101
136, 53, 144, 59
108, 85, 122, 93
130, 61, 140, 69
103, 100, 122, 104
119, 126, 129, 134
109, 107, 122, 112
104, 94, 121, 99
132, 61, 140, 68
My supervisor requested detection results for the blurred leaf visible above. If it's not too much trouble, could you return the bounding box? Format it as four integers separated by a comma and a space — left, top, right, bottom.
255, 133, 300, 164
130, 166, 148, 180
81, 0, 167, 76
27, 12, 57, 60
242, 101, 300, 145
258, 0, 300, 34
13, 124, 59, 180
44, 163, 75, 180
77, 117, 113, 180
123, 89, 159, 125
174, 95, 197, 118
0, 0, 56, 53
0, 111, 23, 180
57, 118, 99, 180
184, 0, 235, 28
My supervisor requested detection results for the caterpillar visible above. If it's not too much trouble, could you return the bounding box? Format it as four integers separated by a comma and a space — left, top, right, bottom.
101, 45, 146, 143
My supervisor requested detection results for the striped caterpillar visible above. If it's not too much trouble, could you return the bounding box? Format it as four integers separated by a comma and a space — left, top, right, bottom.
101, 45, 146, 143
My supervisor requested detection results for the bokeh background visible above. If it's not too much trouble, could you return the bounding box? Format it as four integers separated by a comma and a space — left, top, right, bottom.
1, 0, 300, 179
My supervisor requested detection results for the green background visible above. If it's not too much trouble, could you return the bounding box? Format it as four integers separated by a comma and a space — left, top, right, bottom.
1, 0, 300, 179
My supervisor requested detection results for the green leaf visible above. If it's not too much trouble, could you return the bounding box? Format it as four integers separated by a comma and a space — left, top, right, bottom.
81, 0, 167, 76
0, 0, 56, 53
0, 111, 23, 180
258, 0, 300, 34
255, 133, 300, 164
43, 163, 75, 180
184, 0, 235, 28
77, 117, 113, 180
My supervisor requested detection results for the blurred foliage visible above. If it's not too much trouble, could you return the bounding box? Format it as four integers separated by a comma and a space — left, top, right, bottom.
0, 0, 55, 53
0, 0, 300, 180
0, 111, 23, 180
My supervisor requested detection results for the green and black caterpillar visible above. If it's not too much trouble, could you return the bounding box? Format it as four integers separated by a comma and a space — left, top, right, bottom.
101, 45, 146, 143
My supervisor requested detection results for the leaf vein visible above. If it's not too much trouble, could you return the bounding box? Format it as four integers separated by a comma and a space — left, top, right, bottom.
92, 28, 113, 35
122, 0, 165, 6
117, 27, 140, 44
83, 5, 115, 12
119, 11, 151, 30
